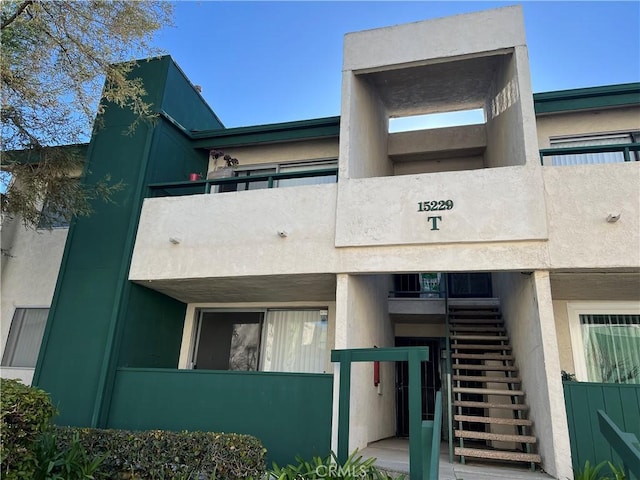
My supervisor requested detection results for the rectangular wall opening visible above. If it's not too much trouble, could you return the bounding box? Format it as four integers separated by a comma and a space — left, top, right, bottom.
389, 108, 485, 133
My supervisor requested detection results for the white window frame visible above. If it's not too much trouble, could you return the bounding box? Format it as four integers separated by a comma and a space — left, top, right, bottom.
567, 301, 640, 382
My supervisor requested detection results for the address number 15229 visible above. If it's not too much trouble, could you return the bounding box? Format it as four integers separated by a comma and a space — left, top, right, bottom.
418, 200, 454, 212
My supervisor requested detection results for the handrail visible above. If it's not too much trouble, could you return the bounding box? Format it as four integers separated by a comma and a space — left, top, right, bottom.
422, 390, 443, 480
147, 167, 338, 197
539, 142, 640, 164
597, 409, 640, 479
444, 273, 453, 464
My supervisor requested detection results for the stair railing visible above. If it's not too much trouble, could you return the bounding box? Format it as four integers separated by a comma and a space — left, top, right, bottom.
443, 273, 454, 463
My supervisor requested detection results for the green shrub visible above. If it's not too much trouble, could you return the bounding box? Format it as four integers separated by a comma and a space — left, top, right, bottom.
55, 427, 266, 479
33, 430, 105, 480
270, 450, 405, 480
573, 460, 627, 480
1, 378, 58, 479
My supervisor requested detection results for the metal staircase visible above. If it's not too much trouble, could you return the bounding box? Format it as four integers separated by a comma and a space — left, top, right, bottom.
449, 300, 541, 468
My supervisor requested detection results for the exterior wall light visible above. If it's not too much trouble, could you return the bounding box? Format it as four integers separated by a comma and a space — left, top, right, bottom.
169, 237, 181, 244
277, 230, 288, 238
606, 214, 621, 223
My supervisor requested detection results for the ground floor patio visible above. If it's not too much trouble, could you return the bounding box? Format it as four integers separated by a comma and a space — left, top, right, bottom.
361, 438, 553, 480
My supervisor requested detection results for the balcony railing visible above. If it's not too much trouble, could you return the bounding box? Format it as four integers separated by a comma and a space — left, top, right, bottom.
147, 168, 338, 198
539, 143, 640, 165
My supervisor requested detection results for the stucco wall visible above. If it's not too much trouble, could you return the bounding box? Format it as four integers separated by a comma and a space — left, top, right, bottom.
493, 271, 572, 480
342, 6, 526, 72
0, 218, 68, 385
335, 166, 548, 247
395, 323, 446, 337
211, 138, 339, 171
393, 156, 484, 175
543, 163, 640, 269
339, 73, 390, 179
535, 106, 640, 148
484, 46, 540, 169
388, 124, 486, 158
552, 300, 575, 374
484, 53, 523, 168
130, 184, 338, 280
332, 274, 395, 451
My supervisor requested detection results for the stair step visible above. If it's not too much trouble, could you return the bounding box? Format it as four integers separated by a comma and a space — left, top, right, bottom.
453, 375, 521, 384
452, 344, 512, 351
455, 430, 536, 443
455, 447, 541, 463
454, 400, 529, 410
450, 326, 506, 332
454, 387, 524, 396
450, 335, 510, 341
449, 318, 504, 325
452, 353, 514, 360
449, 310, 501, 316
453, 363, 518, 372
454, 414, 532, 426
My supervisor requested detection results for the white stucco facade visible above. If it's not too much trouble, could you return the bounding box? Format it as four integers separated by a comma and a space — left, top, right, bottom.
0, 216, 68, 385
2, 6, 639, 479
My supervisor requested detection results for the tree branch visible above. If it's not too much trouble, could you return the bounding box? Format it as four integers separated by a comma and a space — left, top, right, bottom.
1, 0, 34, 30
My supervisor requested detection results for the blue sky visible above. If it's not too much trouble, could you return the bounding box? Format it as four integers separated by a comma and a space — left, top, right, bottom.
154, 1, 640, 129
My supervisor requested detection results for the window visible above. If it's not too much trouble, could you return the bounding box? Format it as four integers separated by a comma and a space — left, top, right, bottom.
191, 309, 328, 374
260, 310, 328, 373
549, 132, 639, 166
36, 178, 81, 229
217, 160, 337, 192
37, 198, 72, 229
1, 308, 49, 368
567, 302, 640, 384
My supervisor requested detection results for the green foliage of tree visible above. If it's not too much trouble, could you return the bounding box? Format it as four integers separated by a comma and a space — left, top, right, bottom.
0, 0, 173, 229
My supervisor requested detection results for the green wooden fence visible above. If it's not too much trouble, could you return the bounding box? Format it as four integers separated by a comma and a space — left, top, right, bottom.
107, 368, 333, 465
564, 382, 640, 476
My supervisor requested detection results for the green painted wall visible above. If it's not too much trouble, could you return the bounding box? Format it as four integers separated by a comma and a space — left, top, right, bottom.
33, 56, 223, 427
108, 368, 333, 465
564, 382, 640, 472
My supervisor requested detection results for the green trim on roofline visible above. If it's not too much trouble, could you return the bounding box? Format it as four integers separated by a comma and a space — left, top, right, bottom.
191, 116, 340, 149
190, 83, 637, 148
533, 82, 640, 115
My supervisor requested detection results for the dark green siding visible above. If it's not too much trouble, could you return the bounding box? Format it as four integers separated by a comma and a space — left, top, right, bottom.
564, 382, 640, 472
108, 369, 333, 465
33, 56, 223, 427
116, 285, 185, 368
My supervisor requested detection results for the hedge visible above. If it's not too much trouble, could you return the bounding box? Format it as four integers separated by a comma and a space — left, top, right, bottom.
1, 378, 266, 479
0, 378, 57, 479
55, 427, 267, 479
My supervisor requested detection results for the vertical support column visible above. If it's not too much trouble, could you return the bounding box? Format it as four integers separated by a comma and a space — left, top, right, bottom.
408, 350, 423, 480
336, 351, 352, 463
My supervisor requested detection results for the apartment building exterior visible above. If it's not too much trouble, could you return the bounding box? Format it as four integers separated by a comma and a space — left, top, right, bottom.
1, 6, 638, 479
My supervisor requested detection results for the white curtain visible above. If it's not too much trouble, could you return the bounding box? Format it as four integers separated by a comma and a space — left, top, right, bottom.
261, 310, 327, 373
581, 314, 640, 384
2, 308, 49, 368
550, 134, 632, 166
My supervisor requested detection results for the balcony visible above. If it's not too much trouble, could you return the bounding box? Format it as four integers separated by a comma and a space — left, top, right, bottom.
335, 166, 549, 247
129, 170, 340, 293
147, 167, 338, 198
540, 142, 640, 166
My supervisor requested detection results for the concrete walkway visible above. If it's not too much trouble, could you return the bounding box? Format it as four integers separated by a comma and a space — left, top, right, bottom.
361, 438, 553, 480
